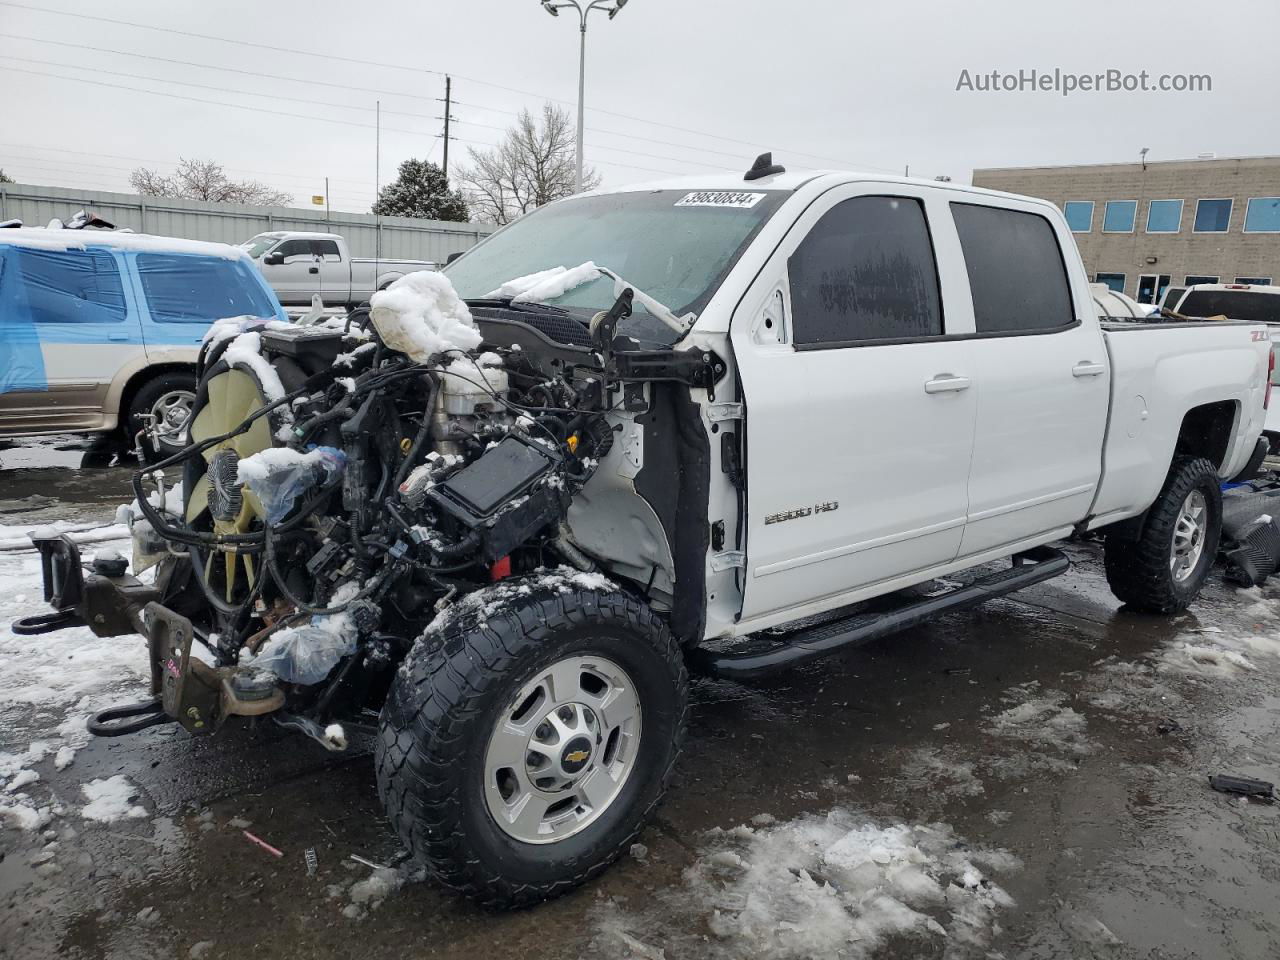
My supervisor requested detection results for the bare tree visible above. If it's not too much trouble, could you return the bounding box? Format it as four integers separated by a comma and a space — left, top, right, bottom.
0, 168, 13, 184
128, 158, 292, 206
456, 104, 600, 225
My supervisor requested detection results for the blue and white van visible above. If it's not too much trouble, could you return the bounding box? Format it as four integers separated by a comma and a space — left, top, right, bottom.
0, 229, 286, 454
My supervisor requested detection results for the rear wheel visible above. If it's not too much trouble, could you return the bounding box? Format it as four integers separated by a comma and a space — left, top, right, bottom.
376, 577, 687, 908
1104, 456, 1222, 613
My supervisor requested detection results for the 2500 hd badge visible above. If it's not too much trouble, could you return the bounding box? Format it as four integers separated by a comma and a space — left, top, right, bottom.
764, 501, 840, 525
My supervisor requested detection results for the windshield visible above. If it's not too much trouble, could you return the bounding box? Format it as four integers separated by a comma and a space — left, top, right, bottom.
443, 189, 787, 344
240, 233, 285, 259
1179, 290, 1280, 323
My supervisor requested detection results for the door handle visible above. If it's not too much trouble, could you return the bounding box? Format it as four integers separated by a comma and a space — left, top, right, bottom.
924, 375, 971, 394
1072, 361, 1106, 377
308, 266, 319, 275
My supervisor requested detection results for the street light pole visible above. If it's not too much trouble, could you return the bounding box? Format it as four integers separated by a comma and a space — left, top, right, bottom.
541, 0, 629, 193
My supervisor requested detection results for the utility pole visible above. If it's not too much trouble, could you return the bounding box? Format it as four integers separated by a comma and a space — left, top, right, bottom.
324, 176, 330, 229
442, 76, 452, 178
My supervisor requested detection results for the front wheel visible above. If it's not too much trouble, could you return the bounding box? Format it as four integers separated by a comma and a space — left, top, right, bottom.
1104, 456, 1222, 613
126, 371, 197, 458
376, 576, 687, 908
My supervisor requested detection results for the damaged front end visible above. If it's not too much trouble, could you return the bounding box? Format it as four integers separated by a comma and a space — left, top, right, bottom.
16, 272, 724, 752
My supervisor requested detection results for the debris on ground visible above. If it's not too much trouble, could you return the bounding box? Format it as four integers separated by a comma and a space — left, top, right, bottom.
629, 842, 648, 861
1156, 718, 1184, 735
1208, 774, 1275, 801
305, 847, 318, 876
243, 830, 284, 857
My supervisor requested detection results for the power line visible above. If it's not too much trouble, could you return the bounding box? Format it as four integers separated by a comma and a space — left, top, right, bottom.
0, 141, 378, 189
0, 0, 884, 172
0, 32, 440, 102
2, 33, 767, 169
0, 67, 698, 179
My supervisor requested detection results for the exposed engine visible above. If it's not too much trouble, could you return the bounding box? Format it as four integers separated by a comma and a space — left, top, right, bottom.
128, 303, 621, 740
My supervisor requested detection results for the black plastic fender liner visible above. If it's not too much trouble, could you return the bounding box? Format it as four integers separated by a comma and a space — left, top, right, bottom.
691, 547, 1070, 680
632, 383, 712, 645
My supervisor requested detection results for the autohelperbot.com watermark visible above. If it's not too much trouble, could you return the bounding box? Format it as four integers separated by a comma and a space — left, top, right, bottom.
956, 68, 1212, 96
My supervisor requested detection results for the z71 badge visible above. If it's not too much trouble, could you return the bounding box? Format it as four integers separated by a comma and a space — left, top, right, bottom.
765, 501, 839, 525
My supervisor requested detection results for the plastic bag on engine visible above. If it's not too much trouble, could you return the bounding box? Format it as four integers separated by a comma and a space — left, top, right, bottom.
249, 612, 357, 685
236, 446, 346, 525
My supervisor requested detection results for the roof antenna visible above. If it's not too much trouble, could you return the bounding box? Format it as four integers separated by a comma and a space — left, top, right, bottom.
745, 152, 785, 182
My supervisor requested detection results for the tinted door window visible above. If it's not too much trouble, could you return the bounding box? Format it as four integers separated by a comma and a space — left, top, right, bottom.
311, 240, 341, 262
137, 254, 278, 323
951, 203, 1075, 334
11, 247, 127, 324
788, 195, 942, 346
275, 239, 313, 261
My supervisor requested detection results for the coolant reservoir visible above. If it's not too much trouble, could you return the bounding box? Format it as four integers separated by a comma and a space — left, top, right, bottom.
440, 355, 508, 415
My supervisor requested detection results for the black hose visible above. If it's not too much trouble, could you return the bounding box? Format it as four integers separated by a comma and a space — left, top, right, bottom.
394, 374, 439, 491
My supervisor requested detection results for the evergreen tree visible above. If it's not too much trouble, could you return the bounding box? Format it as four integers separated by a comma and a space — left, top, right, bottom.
372, 159, 469, 221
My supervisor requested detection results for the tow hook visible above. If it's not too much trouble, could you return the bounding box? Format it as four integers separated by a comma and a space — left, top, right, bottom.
87, 699, 176, 737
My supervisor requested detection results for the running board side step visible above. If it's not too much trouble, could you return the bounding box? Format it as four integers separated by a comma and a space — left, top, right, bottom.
691, 546, 1069, 681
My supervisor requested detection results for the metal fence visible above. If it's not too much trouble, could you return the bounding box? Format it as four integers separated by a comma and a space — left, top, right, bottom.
0, 182, 496, 263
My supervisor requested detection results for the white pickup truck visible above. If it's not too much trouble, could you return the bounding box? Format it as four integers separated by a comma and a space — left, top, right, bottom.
25, 158, 1273, 909
239, 231, 432, 308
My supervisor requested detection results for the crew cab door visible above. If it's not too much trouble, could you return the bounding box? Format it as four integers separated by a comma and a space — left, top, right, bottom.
731, 186, 979, 621
310, 238, 347, 304
946, 200, 1110, 557
263, 237, 320, 305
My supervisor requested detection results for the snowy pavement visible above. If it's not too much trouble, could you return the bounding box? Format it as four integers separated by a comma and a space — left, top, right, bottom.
2, 444, 1280, 959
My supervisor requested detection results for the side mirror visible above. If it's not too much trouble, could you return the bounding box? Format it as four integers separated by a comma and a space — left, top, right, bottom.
263, 251, 284, 265
445, 251, 464, 265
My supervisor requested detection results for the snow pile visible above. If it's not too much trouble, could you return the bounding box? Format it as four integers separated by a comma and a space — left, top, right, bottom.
596, 810, 1018, 960
202, 315, 286, 349
221, 331, 289, 404
900, 747, 985, 798
1157, 587, 1280, 677
986, 688, 1091, 758
0, 523, 149, 774
369, 271, 482, 361
483, 262, 601, 303
80, 775, 147, 822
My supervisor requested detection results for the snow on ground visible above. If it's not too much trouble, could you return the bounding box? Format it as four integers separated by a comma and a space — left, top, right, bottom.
80, 775, 148, 822
0, 521, 149, 828
1157, 584, 1280, 678
594, 809, 1019, 960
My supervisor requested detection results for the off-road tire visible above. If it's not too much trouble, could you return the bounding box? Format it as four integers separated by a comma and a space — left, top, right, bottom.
375, 577, 687, 909
126, 370, 197, 458
1104, 456, 1221, 613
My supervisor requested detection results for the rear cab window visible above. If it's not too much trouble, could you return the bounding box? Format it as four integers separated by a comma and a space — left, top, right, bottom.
787, 195, 943, 348
949, 203, 1076, 335
1177, 290, 1280, 323
135, 253, 279, 324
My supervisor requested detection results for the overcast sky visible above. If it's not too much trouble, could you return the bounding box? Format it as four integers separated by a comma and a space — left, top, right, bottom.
2, 0, 1277, 215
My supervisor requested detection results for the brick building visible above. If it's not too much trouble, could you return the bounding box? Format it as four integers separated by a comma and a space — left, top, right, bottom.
972, 155, 1280, 304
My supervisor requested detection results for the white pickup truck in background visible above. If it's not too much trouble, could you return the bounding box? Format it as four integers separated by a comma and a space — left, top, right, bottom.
240, 231, 433, 308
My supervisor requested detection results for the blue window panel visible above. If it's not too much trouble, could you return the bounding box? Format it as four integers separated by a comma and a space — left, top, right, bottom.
1103, 200, 1137, 232
1194, 199, 1233, 232
1146, 199, 1183, 233
10, 247, 127, 324
1235, 276, 1273, 285
1244, 198, 1280, 233
1095, 273, 1126, 292
136, 253, 277, 323
1063, 201, 1093, 232
1184, 275, 1218, 286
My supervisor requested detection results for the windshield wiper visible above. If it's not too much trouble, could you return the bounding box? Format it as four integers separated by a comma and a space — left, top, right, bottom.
464, 297, 572, 316
594, 266, 696, 335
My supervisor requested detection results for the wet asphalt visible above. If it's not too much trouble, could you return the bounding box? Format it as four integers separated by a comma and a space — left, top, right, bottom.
2, 435, 1279, 960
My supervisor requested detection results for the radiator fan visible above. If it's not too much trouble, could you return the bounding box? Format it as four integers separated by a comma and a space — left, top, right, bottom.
184, 366, 276, 602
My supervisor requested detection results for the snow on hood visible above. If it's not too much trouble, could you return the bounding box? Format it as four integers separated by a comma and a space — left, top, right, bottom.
483, 261, 601, 305
369, 270, 482, 362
